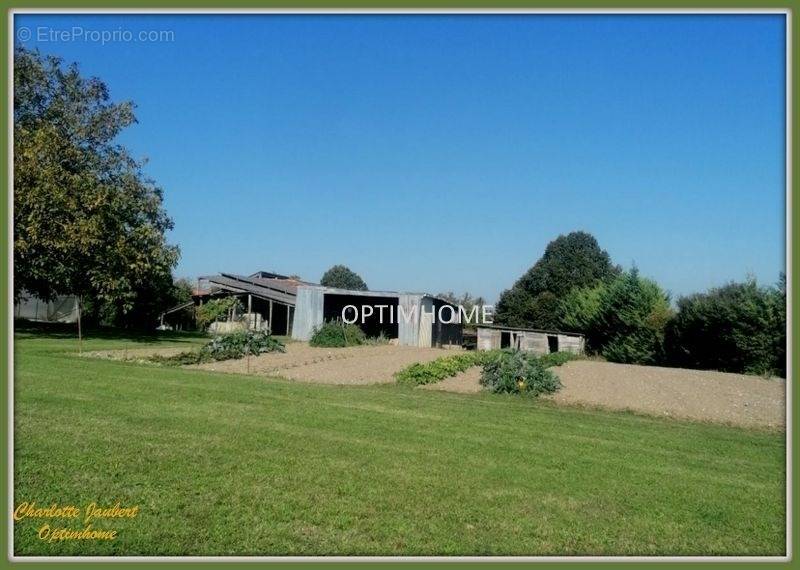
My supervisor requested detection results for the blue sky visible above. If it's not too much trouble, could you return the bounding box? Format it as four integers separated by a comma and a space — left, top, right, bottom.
15, 14, 786, 301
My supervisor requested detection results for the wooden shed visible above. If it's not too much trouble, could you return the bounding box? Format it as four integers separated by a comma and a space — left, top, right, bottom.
476, 325, 584, 355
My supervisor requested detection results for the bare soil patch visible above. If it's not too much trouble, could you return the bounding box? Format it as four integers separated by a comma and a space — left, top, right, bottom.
425, 360, 785, 428
423, 367, 483, 394
192, 343, 450, 385
553, 361, 785, 428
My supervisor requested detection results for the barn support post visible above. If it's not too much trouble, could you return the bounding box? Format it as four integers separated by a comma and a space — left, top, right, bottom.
76, 296, 82, 354
247, 294, 252, 314
268, 300, 273, 334
286, 304, 291, 335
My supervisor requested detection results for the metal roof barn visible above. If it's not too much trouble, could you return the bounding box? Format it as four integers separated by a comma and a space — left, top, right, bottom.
292, 285, 463, 348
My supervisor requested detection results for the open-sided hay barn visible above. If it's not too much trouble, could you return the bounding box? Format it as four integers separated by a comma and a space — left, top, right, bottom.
161, 271, 306, 334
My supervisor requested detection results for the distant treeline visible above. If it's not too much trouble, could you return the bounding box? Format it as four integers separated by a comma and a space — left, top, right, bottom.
494, 231, 786, 378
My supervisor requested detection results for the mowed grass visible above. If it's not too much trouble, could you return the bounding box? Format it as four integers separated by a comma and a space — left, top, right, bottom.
14, 328, 785, 556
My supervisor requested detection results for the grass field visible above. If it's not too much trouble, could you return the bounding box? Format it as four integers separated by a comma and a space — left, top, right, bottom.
13, 327, 786, 556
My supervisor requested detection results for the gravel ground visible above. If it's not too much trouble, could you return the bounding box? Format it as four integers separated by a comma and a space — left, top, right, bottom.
425, 360, 785, 429
191, 343, 449, 385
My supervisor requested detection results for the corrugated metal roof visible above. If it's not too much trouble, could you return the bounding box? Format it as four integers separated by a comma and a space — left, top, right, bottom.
297, 285, 458, 306
162, 300, 195, 315
206, 274, 296, 305
476, 324, 584, 337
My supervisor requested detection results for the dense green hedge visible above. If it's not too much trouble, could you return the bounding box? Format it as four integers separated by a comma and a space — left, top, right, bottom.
557, 272, 786, 376
664, 279, 786, 377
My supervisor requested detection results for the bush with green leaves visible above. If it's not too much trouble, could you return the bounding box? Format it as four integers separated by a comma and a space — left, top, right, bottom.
309, 320, 367, 348
203, 330, 285, 360
664, 277, 785, 377
195, 297, 244, 330
538, 351, 580, 369
362, 332, 390, 346
480, 350, 562, 396
395, 352, 486, 386
150, 330, 284, 366
150, 351, 210, 366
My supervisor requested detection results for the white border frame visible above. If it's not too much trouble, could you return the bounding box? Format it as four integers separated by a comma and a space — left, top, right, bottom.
7, 7, 793, 563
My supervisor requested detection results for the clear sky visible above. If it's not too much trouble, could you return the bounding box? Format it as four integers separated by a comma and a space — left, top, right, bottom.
15, 13, 786, 301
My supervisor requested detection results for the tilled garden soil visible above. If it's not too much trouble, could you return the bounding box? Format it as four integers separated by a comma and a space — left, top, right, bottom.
425, 360, 785, 428
191, 343, 448, 385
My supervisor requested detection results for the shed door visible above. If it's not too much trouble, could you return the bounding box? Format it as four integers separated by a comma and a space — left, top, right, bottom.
418, 300, 433, 347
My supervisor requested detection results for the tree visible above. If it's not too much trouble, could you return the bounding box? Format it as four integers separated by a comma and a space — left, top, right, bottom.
592, 269, 672, 364
557, 282, 605, 334
172, 278, 195, 305
494, 287, 538, 328
320, 265, 368, 290
517, 231, 619, 299
495, 231, 618, 328
14, 47, 179, 328
436, 291, 489, 326
664, 277, 786, 376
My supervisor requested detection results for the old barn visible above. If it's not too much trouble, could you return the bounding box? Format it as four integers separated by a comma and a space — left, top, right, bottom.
291, 285, 463, 348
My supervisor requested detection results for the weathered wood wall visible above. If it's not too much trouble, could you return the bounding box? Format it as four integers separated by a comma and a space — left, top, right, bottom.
557, 334, 585, 354
521, 332, 550, 355
477, 327, 500, 350
476, 326, 584, 355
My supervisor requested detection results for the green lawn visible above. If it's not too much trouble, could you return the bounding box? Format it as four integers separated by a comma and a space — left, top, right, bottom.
13, 328, 785, 556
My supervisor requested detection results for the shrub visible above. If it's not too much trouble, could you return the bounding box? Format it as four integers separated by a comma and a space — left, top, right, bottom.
664, 277, 785, 377
150, 330, 284, 366
362, 332, 390, 346
480, 350, 562, 396
538, 351, 580, 369
309, 320, 367, 348
196, 297, 244, 330
395, 352, 485, 386
150, 351, 209, 366
204, 330, 285, 360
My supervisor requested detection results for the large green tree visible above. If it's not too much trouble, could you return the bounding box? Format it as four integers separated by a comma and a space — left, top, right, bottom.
591, 269, 672, 364
320, 265, 368, 291
495, 231, 618, 328
14, 47, 179, 326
